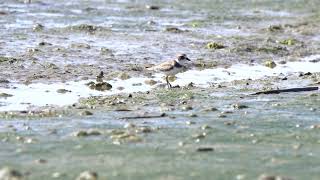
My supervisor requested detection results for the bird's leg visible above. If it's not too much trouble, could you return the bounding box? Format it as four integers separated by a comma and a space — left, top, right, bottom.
166, 76, 172, 88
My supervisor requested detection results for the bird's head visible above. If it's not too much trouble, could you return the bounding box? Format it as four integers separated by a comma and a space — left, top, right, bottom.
176, 54, 191, 64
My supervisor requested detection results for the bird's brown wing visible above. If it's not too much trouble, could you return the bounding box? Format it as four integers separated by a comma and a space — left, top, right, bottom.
148, 60, 174, 72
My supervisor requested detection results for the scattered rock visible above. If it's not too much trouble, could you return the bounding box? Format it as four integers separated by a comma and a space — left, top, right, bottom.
79, 110, 93, 116
76, 171, 98, 180
43, 63, 59, 69
144, 79, 157, 85
257, 46, 286, 54
194, 60, 218, 69
0, 11, 7, 15
124, 123, 136, 129
117, 86, 125, 91
201, 125, 212, 130
73, 129, 102, 137
147, 20, 156, 25
279, 39, 296, 45
35, 159, 47, 164
181, 105, 193, 111
33, 23, 44, 31
27, 48, 40, 53
231, 103, 249, 109
268, 25, 283, 32
192, 132, 206, 139
218, 114, 227, 118
264, 60, 277, 68
165, 27, 184, 33
206, 42, 225, 49
132, 83, 142, 86
201, 107, 218, 112
221, 111, 233, 114
145, 5, 160, 10
70, 43, 91, 49
258, 174, 293, 180
118, 72, 130, 80
52, 172, 65, 178
85, 81, 95, 87
70, 24, 105, 33
309, 58, 320, 63
0, 79, 10, 83
278, 60, 287, 64
38, 41, 52, 46
186, 121, 195, 125
136, 126, 153, 133
167, 75, 176, 82
100, 47, 113, 54
310, 124, 320, 129
89, 82, 112, 91
188, 113, 197, 117
110, 131, 142, 143
56, 89, 71, 94
224, 121, 236, 126
0, 93, 13, 98
0, 56, 19, 63
196, 147, 214, 152
0, 167, 23, 180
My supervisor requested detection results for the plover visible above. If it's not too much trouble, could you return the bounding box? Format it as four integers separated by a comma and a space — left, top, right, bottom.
147, 54, 191, 88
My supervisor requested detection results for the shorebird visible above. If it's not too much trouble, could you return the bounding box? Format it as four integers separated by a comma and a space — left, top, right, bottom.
147, 54, 191, 88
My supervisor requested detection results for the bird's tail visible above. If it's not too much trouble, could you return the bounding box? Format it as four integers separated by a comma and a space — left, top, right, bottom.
146, 66, 155, 71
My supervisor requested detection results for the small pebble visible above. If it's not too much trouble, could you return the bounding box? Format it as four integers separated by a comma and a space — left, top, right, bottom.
231, 103, 249, 109
124, 123, 136, 129
310, 108, 316, 111
138, 127, 152, 133
35, 159, 47, 164
0, 167, 23, 180
201, 107, 218, 112
117, 86, 125, 91
258, 174, 293, 180
264, 60, 277, 68
25, 138, 35, 144
33, 23, 44, 31
76, 171, 98, 180
145, 5, 160, 10
56, 89, 71, 94
196, 147, 214, 152
52, 172, 64, 178
132, 83, 142, 86
201, 125, 212, 130
144, 79, 157, 85
192, 132, 206, 139
188, 113, 197, 117
186, 121, 195, 125
181, 106, 193, 111
80, 111, 93, 116
178, 141, 185, 146
118, 72, 130, 80
218, 114, 227, 118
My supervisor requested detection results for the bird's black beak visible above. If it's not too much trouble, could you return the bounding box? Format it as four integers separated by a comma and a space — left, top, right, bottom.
186, 58, 191, 61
